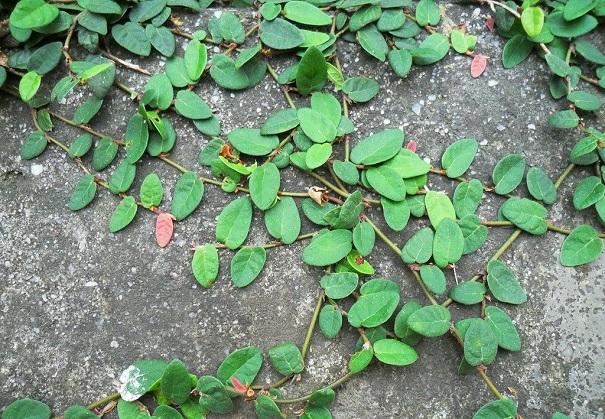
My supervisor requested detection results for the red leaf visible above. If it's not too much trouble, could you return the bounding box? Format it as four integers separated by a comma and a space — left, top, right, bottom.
155, 213, 175, 248
230, 377, 248, 394
486, 16, 495, 32
471, 55, 487, 78
405, 140, 417, 153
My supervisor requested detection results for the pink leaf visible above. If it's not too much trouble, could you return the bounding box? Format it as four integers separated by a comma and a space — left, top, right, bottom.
471, 55, 487, 78
230, 377, 248, 394
155, 213, 175, 248
405, 140, 417, 153
486, 16, 495, 32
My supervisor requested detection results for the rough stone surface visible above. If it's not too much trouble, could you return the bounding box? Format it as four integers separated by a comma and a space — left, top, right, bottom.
1, 4, 604, 419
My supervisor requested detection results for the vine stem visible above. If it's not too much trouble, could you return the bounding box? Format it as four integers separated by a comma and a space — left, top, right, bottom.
302, 290, 325, 358
86, 392, 120, 410
213, 232, 318, 250
273, 372, 354, 404
266, 63, 296, 109
481, 220, 605, 238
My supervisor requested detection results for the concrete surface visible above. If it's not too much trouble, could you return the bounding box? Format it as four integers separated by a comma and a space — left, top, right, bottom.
1, 4, 604, 419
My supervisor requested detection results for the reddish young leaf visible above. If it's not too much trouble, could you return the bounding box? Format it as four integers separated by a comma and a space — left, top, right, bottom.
486, 16, 495, 32
230, 376, 248, 394
405, 140, 417, 152
471, 55, 487, 78
156, 212, 175, 247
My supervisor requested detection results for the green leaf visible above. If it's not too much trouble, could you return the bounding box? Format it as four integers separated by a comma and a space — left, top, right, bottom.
393, 300, 423, 343
160, 359, 191, 405
357, 24, 388, 62
10, 0, 59, 29
218, 11, 245, 43
192, 244, 219, 288
419, 265, 446, 294
306, 143, 333, 169
449, 281, 486, 305
112, 22, 151, 56
254, 395, 285, 419
484, 306, 521, 351
563, 0, 598, 20
260, 18, 304, 50
303, 229, 352, 266
353, 222, 375, 257
526, 167, 556, 205
412, 33, 449, 65
545, 53, 571, 77
260, 3, 281, 20
415, 0, 440, 26
139, 173, 163, 208
350, 129, 403, 165
228, 128, 279, 156
125, 113, 149, 164
387, 48, 412, 78
20, 131, 47, 160
382, 149, 430, 178
92, 137, 118, 171
463, 319, 498, 366
373, 339, 418, 366
261, 109, 299, 135
381, 198, 410, 231
348, 291, 400, 328
433, 218, 464, 268
342, 76, 379, 103
68, 133, 93, 158
27, 41, 62, 75
441, 138, 478, 178
2, 399, 51, 419
73, 96, 103, 125
296, 47, 327, 95
109, 160, 136, 194
349, 5, 381, 32
68, 175, 97, 211
407, 305, 450, 337
109, 196, 138, 233
19, 71, 41, 102
567, 91, 602, 111
425, 190, 455, 228
401, 227, 433, 264
320, 272, 359, 299
450, 30, 468, 54
502, 34, 533, 69
492, 154, 526, 195
216, 346, 263, 386
472, 399, 517, 419
230, 247, 266, 288
521, 6, 544, 37
184, 39, 207, 80
174, 90, 212, 120
146, 25, 176, 57
171, 171, 204, 221
264, 197, 301, 244
348, 348, 374, 374
501, 197, 548, 235
487, 259, 527, 304
459, 215, 488, 255
319, 304, 342, 338
365, 166, 406, 201
297, 108, 337, 143
547, 11, 597, 38
548, 110, 579, 129
283, 1, 332, 26
333, 160, 359, 185
197, 376, 233, 414
152, 405, 181, 419
575, 38, 605, 65
117, 400, 150, 419
453, 179, 483, 218
268, 342, 304, 375
216, 197, 253, 249
308, 388, 335, 408
142, 74, 173, 110
249, 163, 280, 210
560, 224, 603, 266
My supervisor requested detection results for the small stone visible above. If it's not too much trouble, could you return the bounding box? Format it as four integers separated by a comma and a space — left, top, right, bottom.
31, 164, 44, 176
110, 340, 119, 348
488, 80, 499, 87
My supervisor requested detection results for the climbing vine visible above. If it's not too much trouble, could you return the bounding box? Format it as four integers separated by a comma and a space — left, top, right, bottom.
1, 0, 603, 417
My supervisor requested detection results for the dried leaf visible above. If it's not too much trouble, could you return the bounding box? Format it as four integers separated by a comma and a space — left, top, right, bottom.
471, 55, 487, 78
155, 213, 175, 248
